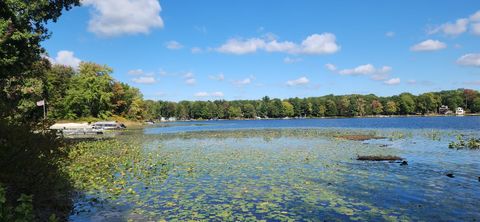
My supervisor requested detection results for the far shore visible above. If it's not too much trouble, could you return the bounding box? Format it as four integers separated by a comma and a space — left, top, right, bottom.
54, 113, 480, 126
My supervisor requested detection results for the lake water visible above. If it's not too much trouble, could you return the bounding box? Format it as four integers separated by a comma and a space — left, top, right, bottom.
145, 116, 480, 134
71, 116, 480, 221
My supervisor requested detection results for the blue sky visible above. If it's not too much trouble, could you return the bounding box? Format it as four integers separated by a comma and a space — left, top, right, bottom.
43, 0, 480, 101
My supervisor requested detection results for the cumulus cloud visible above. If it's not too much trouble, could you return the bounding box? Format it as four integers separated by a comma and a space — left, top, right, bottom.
49, 50, 82, 69
194, 91, 224, 98
217, 38, 265, 55
429, 18, 469, 36
165, 41, 183, 50
325, 63, 337, 71
410, 39, 447, 51
183, 72, 196, 85
470, 10, 480, 22
283, 57, 302, 64
457, 53, 480, 67
384, 78, 401, 85
83, 0, 164, 37
233, 77, 253, 86
209, 73, 225, 81
471, 23, 480, 36
286, 76, 310, 86
328, 63, 395, 82
128, 69, 144, 75
216, 33, 340, 55
132, 76, 156, 84
300, 33, 340, 54
338, 64, 376, 75
428, 10, 480, 36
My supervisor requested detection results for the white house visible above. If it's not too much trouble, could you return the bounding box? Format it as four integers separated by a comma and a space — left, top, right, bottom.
455, 107, 465, 115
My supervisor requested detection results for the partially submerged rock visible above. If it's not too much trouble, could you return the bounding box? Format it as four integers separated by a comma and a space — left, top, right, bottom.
336, 135, 386, 141
356, 155, 403, 161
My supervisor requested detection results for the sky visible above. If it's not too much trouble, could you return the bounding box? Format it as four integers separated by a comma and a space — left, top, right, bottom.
43, 0, 480, 101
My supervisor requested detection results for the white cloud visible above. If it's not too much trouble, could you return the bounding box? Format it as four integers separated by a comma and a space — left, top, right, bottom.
183, 72, 194, 79
83, 0, 164, 37
283, 57, 302, 64
265, 40, 297, 53
410, 39, 447, 51
286, 76, 310, 86
457, 53, 480, 67
300, 33, 340, 54
182, 72, 196, 85
384, 78, 401, 85
185, 78, 196, 85
233, 77, 253, 86
337, 64, 392, 76
216, 33, 340, 55
165, 41, 183, 50
194, 91, 224, 98
429, 18, 469, 36
217, 38, 265, 55
339, 64, 376, 75
470, 10, 480, 22
471, 23, 480, 36
50, 50, 81, 69
331, 63, 393, 82
385, 31, 395, 37
209, 73, 225, 81
325, 63, 337, 71
128, 69, 144, 75
132, 76, 156, 84
191, 47, 202, 53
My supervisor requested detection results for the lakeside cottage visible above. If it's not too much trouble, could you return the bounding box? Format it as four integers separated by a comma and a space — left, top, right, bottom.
456, 107, 465, 115
439, 105, 451, 115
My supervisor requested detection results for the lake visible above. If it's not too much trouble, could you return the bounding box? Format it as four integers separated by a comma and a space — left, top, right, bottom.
70, 116, 480, 221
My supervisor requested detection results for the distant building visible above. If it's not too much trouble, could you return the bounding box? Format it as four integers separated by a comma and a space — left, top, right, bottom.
439, 105, 451, 115
455, 107, 465, 115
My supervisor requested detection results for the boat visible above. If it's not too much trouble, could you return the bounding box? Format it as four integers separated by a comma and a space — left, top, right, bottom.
92, 121, 126, 130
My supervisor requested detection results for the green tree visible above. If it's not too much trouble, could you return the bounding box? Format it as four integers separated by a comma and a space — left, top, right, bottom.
325, 99, 337, 116
385, 101, 397, 115
62, 62, 114, 118
371, 100, 383, 115
227, 106, 242, 119
242, 104, 256, 118
282, 101, 295, 117
471, 97, 480, 113
398, 93, 416, 114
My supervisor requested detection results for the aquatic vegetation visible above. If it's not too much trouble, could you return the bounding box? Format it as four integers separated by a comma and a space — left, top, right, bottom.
335, 134, 386, 141
67, 128, 480, 221
424, 130, 442, 141
356, 155, 403, 161
66, 140, 171, 216
448, 136, 480, 149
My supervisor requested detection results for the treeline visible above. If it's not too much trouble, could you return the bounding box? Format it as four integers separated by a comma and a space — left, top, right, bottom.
2, 60, 146, 123
145, 89, 480, 120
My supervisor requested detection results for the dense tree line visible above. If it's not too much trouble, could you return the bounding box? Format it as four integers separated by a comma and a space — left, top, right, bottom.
2, 60, 146, 122
144, 89, 480, 120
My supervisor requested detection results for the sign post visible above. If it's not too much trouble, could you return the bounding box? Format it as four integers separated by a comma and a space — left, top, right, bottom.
36, 99, 46, 120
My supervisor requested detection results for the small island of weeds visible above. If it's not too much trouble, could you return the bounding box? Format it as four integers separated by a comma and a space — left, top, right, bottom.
357, 155, 403, 161
449, 136, 480, 150
336, 135, 386, 141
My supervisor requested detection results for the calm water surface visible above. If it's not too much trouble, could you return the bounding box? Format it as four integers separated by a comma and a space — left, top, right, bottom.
71, 117, 480, 221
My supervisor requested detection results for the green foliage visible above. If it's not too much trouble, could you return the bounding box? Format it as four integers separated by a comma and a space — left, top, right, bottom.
0, 121, 73, 220
449, 136, 480, 149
